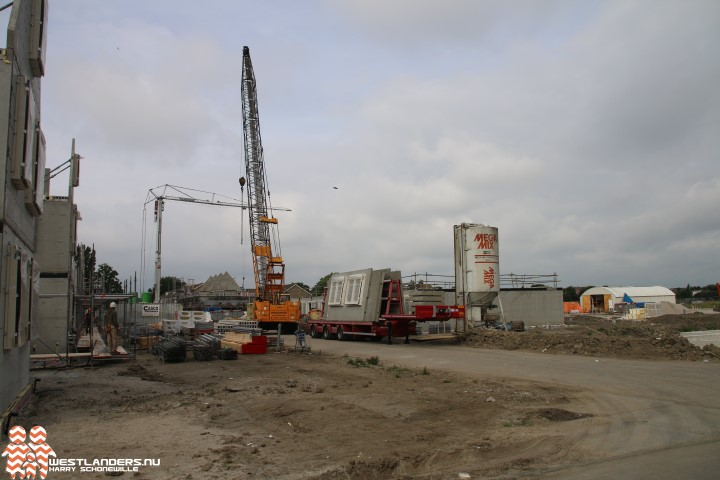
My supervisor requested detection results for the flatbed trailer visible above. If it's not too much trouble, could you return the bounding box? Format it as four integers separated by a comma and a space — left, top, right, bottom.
306, 268, 463, 344
308, 306, 463, 343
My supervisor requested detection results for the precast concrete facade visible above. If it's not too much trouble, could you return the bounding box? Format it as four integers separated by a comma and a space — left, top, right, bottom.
1, 0, 49, 416
34, 197, 78, 354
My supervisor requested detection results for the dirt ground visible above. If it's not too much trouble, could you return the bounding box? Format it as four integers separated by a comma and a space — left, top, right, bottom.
19, 349, 590, 480
13, 314, 719, 479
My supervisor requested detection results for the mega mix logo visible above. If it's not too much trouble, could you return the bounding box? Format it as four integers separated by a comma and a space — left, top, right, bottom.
474, 232, 497, 251
3, 426, 160, 478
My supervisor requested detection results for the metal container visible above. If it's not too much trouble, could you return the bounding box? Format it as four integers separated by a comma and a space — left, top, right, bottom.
454, 223, 499, 326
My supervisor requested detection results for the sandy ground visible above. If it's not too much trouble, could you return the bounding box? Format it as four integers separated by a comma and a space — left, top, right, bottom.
12, 313, 720, 479
19, 350, 590, 480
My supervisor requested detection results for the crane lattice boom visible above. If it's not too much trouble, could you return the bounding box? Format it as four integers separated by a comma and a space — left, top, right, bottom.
241, 46, 285, 303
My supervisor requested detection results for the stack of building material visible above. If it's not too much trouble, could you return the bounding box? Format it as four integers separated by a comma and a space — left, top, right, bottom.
215, 319, 260, 334
219, 332, 269, 354
220, 332, 252, 352
130, 324, 162, 351
623, 308, 647, 320
136, 336, 160, 350
406, 290, 446, 310
196, 334, 221, 354
194, 321, 214, 335
193, 334, 220, 360
181, 326, 196, 339
179, 311, 211, 322
241, 335, 268, 354
192, 342, 213, 361
163, 319, 194, 334
232, 324, 263, 336
157, 337, 186, 362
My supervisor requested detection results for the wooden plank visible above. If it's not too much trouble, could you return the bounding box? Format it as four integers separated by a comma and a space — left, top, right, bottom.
220, 340, 246, 352
410, 334, 457, 342
223, 332, 251, 344
30, 353, 87, 359
94, 346, 130, 360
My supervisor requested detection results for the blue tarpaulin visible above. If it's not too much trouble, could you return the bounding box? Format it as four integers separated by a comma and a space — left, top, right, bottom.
623, 293, 634, 303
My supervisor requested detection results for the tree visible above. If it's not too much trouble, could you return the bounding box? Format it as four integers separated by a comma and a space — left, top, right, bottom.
562, 286, 592, 302
96, 263, 123, 294
311, 273, 334, 296
674, 284, 719, 300
147, 276, 187, 296
74, 243, 96, 294
562, 286, 579, 302
675, 284, 694, 300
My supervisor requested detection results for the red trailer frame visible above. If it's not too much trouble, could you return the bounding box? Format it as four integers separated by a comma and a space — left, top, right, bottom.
306, 280, 464, 344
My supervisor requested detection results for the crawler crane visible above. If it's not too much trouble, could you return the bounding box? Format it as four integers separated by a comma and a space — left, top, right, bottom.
240, 46, 300, 331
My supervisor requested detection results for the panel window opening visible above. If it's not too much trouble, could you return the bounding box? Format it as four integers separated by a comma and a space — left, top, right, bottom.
343, 274, 365, 305
327, 276, 345, 306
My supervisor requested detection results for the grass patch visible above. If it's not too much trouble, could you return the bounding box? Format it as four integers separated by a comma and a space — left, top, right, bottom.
385, 364, 413, 378
347, 356, 380, 368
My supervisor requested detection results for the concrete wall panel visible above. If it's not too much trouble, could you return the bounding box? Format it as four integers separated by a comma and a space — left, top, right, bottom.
35, 200, 72, 272
493, 289, 564, 327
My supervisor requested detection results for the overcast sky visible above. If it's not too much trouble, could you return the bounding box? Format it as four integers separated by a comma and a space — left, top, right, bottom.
5, 0, 719, 291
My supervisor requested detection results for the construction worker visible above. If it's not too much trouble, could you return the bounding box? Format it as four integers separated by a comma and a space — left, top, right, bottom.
82, 308, 92, 334
105, 302, 119, 354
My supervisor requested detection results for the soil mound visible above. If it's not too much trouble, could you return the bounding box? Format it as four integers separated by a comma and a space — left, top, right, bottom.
459, 314, 720, 361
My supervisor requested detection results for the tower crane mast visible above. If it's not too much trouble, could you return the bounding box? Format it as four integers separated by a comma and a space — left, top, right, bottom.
240, 46, 300, 329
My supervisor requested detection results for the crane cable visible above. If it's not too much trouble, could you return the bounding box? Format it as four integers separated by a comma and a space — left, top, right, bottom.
240, 182, 246, 289
263, 168, 282, 260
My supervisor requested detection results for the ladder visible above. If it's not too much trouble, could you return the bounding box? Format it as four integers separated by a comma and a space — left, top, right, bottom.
380, 279, 404, 316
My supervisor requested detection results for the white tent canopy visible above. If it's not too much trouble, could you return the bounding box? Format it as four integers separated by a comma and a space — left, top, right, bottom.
580, 286, 676, 312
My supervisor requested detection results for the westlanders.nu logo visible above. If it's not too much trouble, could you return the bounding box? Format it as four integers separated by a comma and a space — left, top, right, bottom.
3, 426, 160, 477
2, 426, 55, 479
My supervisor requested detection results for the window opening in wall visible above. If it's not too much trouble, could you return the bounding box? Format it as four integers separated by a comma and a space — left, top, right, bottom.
328, 276, 345, 305
343, 274, 365, 305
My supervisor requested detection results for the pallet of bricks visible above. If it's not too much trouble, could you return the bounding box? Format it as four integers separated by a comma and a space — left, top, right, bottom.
183, 320, 214, 342
220, 332, 268, 355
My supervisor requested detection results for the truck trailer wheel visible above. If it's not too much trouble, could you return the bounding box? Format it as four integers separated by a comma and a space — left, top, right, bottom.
323, 326, 334, 340
309, 326, 320, 339
337, 326, 351, 341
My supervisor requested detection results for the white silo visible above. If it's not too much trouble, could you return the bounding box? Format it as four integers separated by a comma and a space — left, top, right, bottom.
454, 223, 499, 328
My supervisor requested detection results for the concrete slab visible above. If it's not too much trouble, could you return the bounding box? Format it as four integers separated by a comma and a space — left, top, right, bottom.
680, 330, 720, 348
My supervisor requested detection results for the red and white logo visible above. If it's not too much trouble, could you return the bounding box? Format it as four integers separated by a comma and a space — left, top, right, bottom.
2, 426, 56, 479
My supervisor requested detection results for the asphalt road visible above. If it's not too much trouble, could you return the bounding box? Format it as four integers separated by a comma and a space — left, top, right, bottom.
302, 336, 720, 480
